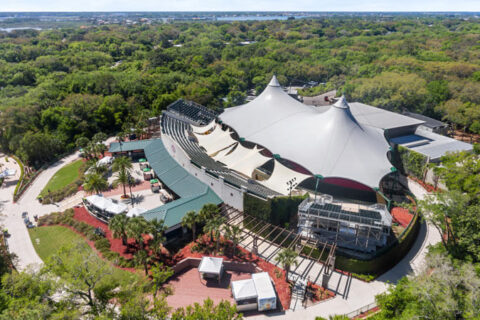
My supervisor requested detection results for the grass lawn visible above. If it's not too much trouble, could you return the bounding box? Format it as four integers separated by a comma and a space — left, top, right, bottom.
29, 226, 140, 281
39, 159, 83, 197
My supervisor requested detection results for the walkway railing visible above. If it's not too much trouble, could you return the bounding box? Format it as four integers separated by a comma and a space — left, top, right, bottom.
344, 302, 378, 318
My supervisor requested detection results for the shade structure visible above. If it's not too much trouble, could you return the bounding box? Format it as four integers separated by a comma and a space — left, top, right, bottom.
198, 257, 223, 275
127, 206, 147, 217
150, 178, 159, 184
216, 144, 271, 178
85, 195, 112, 211
219, 77, 392, 188
193, 125, 237, 155
105, 202, 128, 215
212, 143, 237, 161
191, 120, 216, 134
97, 156, 113, 166
259, 160, 311, 195
232, 279, 258, 301
252, 272, 276, 311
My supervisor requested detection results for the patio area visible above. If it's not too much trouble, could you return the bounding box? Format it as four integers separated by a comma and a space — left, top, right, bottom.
166, 266, 254, 310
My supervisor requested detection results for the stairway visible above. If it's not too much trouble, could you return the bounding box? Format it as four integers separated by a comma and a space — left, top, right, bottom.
289, 277, 307, 311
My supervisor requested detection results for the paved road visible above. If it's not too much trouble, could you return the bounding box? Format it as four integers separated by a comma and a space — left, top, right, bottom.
0, 152, 81, 271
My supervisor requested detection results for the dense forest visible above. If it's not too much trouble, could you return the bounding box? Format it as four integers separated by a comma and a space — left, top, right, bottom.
1, 16, 480, 166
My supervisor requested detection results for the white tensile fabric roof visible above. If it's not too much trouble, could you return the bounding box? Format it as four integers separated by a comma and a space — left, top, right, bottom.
260, 160, 312, 195
127, 206, 147, 217
231, 279, 258, 301
198, 257, 223, 275
190, 120, 216, 134
106, 202, 128, 215
193, 125, 236, 155
85, 195, 112, 211
212, 143, 237, 161
97, 156, 113, 166
229, 146, 271, 177
219, 76, 392, 188
215, 143, 271, 177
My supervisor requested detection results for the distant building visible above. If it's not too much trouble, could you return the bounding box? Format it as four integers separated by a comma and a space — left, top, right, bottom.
402, 111, 449, 135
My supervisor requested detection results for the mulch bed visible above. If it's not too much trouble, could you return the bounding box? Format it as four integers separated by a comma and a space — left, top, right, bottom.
73, 206, 151, 260
391, 207, 413, 228
174, 235, 292, 311
306, 281, 335, 303
409, 176, 439, 193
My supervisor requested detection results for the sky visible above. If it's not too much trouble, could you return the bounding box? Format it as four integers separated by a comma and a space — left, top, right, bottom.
1, 0, 480, 12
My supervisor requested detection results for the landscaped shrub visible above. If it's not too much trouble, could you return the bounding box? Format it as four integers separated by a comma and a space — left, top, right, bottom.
41, 163, 87, 204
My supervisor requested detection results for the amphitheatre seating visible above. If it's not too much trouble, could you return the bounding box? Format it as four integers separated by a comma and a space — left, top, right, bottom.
161, 102, 278, 199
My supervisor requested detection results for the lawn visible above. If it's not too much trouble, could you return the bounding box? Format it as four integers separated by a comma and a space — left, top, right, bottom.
39, 159, 83, 197
29, 226, 140, 281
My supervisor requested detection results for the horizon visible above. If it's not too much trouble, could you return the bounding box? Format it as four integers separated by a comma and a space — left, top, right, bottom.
3, 0, 480, 13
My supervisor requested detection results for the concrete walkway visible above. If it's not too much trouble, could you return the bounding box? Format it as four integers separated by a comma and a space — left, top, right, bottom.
239, 178, 441, 319
0, 152, 81, 271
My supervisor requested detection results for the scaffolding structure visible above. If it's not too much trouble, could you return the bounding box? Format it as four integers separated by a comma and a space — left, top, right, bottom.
297, 195, 391, 253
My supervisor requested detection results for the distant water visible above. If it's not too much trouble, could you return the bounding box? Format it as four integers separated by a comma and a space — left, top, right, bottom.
0, 27, 42, 32
217, 15, 307, 21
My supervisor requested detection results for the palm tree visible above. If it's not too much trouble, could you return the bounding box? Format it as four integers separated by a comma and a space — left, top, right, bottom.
275, 248, 299, 281
199, 203, 220, 221
134, 249, 152, 275
126, 216, 150, 251
83, 173, 108, 195
112, 156, 132, 198
109, 214, 129, 245
204, 215, 225, 255
224, 225, 242, 257
149, 218, 167, 244
181, 210, 198, 240
113, 169, 129, 198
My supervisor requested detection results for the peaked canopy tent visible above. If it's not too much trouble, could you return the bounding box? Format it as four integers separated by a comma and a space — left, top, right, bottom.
212, 143, 238, 161
231, 279, 257, 301
260, 160, 312, 195
219, 77, 393, 188
198, 257, 224, 284
85, 195, 112, 211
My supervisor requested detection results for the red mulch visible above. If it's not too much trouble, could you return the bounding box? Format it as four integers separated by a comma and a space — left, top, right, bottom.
307, 281, 335, 303
353, 306, 380, 319
73, 206, 152, 260
409, 176, 439, 193
391, 207, 413, 228
173, 235, 292, 311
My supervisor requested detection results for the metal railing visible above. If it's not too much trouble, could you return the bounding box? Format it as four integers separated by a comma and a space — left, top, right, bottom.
344, 302, 378, 318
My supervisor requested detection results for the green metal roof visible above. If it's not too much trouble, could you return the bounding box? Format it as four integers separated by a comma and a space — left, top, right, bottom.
144, 139, 207, 198
109, 138, 223, 228
142, 188, 222, 228
109, 140, 155, 153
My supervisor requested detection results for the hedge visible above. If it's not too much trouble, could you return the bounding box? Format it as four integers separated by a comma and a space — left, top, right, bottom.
244, 193, 307, 227
395, 146, 429, 180
11, 155, 25, 200
38, 209, 135, 268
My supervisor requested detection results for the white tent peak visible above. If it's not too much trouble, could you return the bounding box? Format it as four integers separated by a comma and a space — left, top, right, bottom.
268, 75, 280, 87
333, 95, 350, 109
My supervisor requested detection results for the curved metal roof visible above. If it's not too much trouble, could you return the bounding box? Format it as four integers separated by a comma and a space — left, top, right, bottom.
219, 77, 393, 188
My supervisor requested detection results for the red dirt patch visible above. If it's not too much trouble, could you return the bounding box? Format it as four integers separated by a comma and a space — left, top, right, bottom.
102, 180, 151, 197
391, 207, 413, 228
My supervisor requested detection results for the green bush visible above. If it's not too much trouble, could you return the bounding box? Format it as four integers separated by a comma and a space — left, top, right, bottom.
11, 154, 25, 200
395, 146, 428, 180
